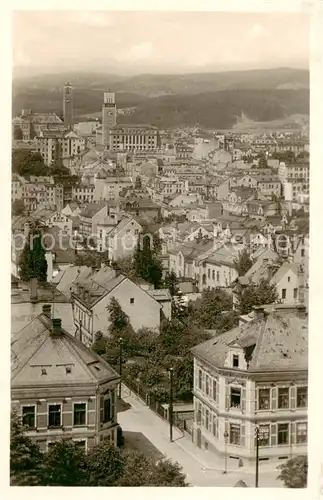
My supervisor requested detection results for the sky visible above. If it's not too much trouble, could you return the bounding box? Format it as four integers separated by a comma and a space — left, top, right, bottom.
12, 10, 309, 76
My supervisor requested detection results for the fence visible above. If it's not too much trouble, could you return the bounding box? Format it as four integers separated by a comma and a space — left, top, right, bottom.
123, 376, 191, 433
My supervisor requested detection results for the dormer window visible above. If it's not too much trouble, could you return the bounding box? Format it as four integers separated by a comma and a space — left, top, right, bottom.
233, 354, 239, 368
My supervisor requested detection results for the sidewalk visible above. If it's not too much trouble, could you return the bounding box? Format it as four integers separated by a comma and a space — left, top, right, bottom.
118, 384, 283, 487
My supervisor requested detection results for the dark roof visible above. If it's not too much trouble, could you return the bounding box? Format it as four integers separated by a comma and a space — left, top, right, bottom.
191, 305, 308, 373
80, 202, 107, 218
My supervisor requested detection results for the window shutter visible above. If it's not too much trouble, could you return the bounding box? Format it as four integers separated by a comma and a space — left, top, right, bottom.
100, 396, 104, 426
290, 386, 296, 409
194, 366, 198, 389
224, 420, 229, 436
290, 422, 296, 446
241, 387, 246, 413
216, 417, 219, 439
271, 387, 277, 411
240, 422, 246, 447
202, 372, 205, 393
254, 387, 259, 413
216, 379, 219, 405
111, 391, 115, 422
270, 423, 277, 446
202, 405, 205, 428
225, 383, 230, 411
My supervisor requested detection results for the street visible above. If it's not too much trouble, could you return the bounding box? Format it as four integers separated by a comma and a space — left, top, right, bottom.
118, 385, 284, 487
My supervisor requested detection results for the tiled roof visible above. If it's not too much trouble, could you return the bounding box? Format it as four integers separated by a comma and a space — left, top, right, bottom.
11, 312, 119, 387
191, 305, 308, 372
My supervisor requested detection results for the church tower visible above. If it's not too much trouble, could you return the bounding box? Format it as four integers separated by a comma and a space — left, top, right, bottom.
102, 91, 117, 148
63, 83, 73, 128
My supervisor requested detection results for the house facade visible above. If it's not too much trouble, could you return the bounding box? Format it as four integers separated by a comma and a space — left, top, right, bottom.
191, 304, 308, 464
11, 305, 120, 452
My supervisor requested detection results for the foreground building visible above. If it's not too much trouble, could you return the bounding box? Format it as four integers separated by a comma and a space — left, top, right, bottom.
11, 305, 120, 451
191, 303, 307, 464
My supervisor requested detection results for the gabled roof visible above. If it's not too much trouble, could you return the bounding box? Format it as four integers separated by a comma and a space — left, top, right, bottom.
11, 312, 119, 388
191, 305, 308, 372
79, 202, 107, 218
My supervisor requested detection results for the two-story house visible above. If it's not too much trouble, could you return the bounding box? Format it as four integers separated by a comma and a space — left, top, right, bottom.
11, 305, 120, 452
71, 268, 162, 347
191, 303, 308, 464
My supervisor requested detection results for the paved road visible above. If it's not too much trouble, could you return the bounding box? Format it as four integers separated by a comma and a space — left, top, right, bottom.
118, 385, 283, 487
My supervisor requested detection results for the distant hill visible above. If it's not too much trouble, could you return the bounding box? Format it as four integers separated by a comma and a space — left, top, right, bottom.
12, 67, 309, 128
117, 89, 309, 129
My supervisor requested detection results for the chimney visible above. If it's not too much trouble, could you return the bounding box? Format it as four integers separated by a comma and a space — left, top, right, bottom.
51, 318, 62, 335
30, 278, 38, 303
42, 304, 51, 317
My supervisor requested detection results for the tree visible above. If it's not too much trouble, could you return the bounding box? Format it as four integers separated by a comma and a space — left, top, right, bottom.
12, 149, 48, 177
12, 199, 25, 216
134, 233, 163, 288
92, 331, 107, 356
19, 230, 48, 282
150, 458, 187, 486
75, 252, 97, 267
191, 288, 233, 329
258, 155, 268, 169
117, 449, 151, 486
86, 442, 125, 486
164, 270, 180, 297
10, 412, 43, 486
107, 297, 133, 337
42, 440, 89, 486
235, 278, 278, 315
277, 455, 307, 488
112, 256, 138, 280
234, 249, 253, 276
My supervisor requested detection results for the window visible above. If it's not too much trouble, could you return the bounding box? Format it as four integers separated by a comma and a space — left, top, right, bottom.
130, 298, 135, 304
297, 387, 307, 408
296, 422, 307, 444
22, 406, 35, 428
198, 369, 202, 390
229, 424, 241, 445
301, 249, 305, 257
258, 424, 270, 447
48, 404, 61, 427
277, 423, 289, 445
212, 380, 217, 401
230, 387, 241, 408
103, 398, 112, 422
278, 387, 289, 409
232, 354, 239, 368
258, 388, 270, 410
216, 271, 220, 281
281, 289, 287, 299
74, 440, 86, 451
287, 276, 291, 282
207, 269, 210, 279
205, 375, 210, 396
73, 403, 86, 426
293, 288, 298, 299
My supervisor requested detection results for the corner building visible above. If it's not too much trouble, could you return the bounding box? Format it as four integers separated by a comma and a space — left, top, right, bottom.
191, 303, 308, 465
11, 305, 120, 452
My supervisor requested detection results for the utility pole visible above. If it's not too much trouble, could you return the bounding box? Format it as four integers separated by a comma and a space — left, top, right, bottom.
168, 367, 174, 442
255, 424, 259, 488
118, 337, 123, 399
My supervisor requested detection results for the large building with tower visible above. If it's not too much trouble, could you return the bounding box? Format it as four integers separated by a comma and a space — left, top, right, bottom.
63, 83, 74, 128
102, 91, 117, 148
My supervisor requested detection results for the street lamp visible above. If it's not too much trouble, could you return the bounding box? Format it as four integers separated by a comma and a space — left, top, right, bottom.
223, 429, 229, 474
255, 424, 260, 488
168, 367, 174, 442
118, 337, 123, 399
